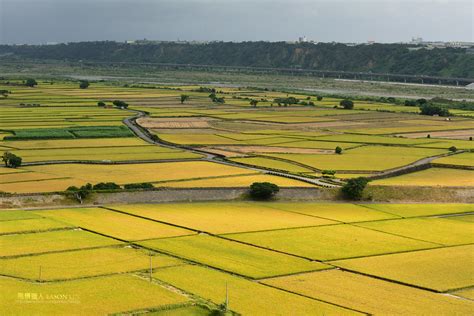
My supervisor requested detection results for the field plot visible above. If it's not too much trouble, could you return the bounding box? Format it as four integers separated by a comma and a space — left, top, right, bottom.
226, 224, 437, 261
221, 157, 313, 173
332, 244, 474, 292
448, 214, 474, 223
364, 203, 474, 217
0, 137, 149, 150
453, 288, 474, 300
156, 174, 314, 188
110, 202, 335, 234
434, 152, 474, 167
0, 178, 88, 194
371, 168, 474, 186
0, 229, 121, 258
153, 264, 356, 316
0, 210, 41, 221
264, 146, 446, 171
35, 208, 193, 241
0, 246, 182, 281
267, 203, 398, 222
0, 218, 73, 235
12, 146, 200, 163
263, 270, 474, 315
356, 217, 474, 246
139, 235, 326, 278
0, 274, 188, 315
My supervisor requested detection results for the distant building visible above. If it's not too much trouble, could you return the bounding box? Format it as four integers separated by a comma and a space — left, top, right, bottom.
298, 36, 308, 43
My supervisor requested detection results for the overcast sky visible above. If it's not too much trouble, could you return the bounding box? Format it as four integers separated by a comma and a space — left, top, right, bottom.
0, 0, 472, 44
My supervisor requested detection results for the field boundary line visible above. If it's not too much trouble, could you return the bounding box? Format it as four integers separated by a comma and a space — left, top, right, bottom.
258, 281, 369, 315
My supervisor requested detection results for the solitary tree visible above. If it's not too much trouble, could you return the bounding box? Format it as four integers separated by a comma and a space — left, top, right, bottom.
2, 152, 22, 168
79, 80, 90, 89
66, 183, 92, 204
335, 146, 343, 154
113, 100, 129, 109
340, 99, 354, 109
97, 101, 106, 107
0, 90, 9, 98
180, 94, 190, 104
317, 96, 323, 101
449, 146, 457, 152
250, 99, 259, 107
249, 182, 279, 200
341, 177, 369, 200
25, 79, 38, 87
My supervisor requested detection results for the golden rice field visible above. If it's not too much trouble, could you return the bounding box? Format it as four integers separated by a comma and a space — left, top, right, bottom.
1, 80, 474, 314
371, 168, 474, 186
226, 224, 437, 261
263, 270, 474, 315
0, 202, 473, 314
109, 202, 336, 234
331, 245, 474, 292
34, 208, 193, 241
139, 234, 326, 279
0, 274, 188, 315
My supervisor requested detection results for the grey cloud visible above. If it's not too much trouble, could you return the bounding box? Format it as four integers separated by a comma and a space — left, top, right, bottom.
0, 0, 472, 44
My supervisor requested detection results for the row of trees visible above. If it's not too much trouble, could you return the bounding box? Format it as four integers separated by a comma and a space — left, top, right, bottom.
3, 41, 472, 77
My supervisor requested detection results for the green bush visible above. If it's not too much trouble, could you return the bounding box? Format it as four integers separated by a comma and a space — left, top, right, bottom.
340, 99, 354, 109
124, 183, 154, 189
335, 146, 343, 154
2, 152, 22, 168
92, 182, 122, 190
341, 177, 369, 200
249, 182, 279, 200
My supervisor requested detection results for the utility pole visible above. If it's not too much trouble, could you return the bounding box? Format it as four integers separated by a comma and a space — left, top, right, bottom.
225, 282, 229, 311
149, 254, 152, 282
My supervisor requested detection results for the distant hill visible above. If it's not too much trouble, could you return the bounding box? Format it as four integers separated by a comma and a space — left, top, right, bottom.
1, 41, 473, 78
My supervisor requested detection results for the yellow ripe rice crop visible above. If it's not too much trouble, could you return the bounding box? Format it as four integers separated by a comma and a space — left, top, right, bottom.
364, 203, 474, 217
109, 202, 336, 234
227, 224, 437, 261
0, 246, 182, 281
434, 152, 474, 167
35, 208, 193, 241
0, 229, 121, 258
263, 270, 474, 315
356, 217, 474, 246
264, 146, 446, 171
157, 174, 314, 188
20, 161, 252, 185
0, 274, 188, 315
153, 264, 357, 315
331, 244, 474, 292
0, 218, 73, 235
139, 235, 326, 278
371, 168, 474, 186
268, 203, 399, 222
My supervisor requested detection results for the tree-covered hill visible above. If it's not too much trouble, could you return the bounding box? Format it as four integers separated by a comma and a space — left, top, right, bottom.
1, 41, 473, 78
